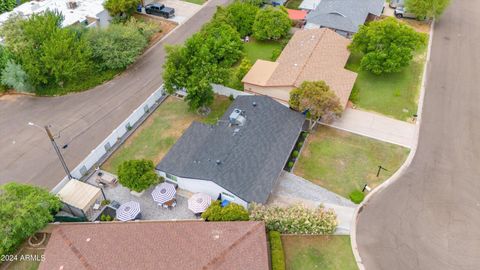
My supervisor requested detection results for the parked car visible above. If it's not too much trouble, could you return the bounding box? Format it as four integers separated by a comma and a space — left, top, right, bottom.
389, 0, 404, 8
394, 7, 417, 19
145, 3, 175, 19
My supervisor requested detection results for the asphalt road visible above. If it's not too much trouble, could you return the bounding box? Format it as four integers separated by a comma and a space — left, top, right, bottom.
356, 1, 480, 269
0, 0, 230, 189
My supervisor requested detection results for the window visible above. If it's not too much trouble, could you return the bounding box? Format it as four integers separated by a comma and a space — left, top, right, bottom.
165, 173, 177, 182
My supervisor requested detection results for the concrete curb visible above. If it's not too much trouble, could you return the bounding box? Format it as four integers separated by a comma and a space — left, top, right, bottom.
350, 19, 435, 270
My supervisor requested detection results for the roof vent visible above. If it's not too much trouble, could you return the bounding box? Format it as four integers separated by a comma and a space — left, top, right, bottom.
229, 109, 246, 126
252, 102, 257, 107
215, 160, 221, 165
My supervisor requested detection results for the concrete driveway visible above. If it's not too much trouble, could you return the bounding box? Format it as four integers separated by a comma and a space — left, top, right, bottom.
144, 0, 202, 25
356, 1, 480, 269
0, 0, 233, 189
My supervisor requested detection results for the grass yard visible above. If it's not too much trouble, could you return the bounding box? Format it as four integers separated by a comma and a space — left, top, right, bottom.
101, 96, 232, 174
285, 0, 303, 9
243, 38, 284, 64
346, 46, 427, 121
282, 235, 357, 270
182, 0, 205, 4
294, 126, 409, 198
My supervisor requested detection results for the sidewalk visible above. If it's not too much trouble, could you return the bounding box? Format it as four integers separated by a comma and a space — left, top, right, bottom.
323, 108, 415, 148
268, 171, 356, 235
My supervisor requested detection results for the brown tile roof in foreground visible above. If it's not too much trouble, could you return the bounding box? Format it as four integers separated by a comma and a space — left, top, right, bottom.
39, 221, 269, 270
242, 28, 357, 107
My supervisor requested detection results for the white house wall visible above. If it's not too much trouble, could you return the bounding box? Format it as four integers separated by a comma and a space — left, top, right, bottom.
156, 171, 249, 208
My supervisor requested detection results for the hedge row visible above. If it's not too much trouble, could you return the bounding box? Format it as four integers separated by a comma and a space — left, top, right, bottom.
269, 231, 286, 270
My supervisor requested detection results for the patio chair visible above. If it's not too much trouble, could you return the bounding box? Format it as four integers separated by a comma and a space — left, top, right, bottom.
163, 204, 169, 209
171, 201, 177, 208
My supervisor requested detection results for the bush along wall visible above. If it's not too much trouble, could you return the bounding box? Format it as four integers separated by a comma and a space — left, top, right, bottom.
284, 131, 308, 172
269, 231, 286, 270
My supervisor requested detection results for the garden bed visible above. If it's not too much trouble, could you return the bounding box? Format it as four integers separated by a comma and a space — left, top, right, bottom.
284, 131, 308, 172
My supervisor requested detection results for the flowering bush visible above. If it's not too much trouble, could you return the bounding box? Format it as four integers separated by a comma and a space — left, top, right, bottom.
249, 203, 337, 234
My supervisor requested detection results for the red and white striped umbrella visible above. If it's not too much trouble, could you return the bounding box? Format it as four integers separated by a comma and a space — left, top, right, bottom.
188, 193, 212, 214
152, 182, 176, 204
116, 201, 141, 221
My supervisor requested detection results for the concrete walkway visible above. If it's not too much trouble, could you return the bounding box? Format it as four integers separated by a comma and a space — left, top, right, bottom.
268, 171, 356, 235
323, 108, 415, 148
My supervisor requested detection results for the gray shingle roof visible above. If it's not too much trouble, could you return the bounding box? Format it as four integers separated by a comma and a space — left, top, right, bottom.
306, 0, 384, 33
156, 95, 305, 204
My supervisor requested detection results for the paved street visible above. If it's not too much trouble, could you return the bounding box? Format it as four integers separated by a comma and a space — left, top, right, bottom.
356, 1, 480, 270
0, 0, 231, 189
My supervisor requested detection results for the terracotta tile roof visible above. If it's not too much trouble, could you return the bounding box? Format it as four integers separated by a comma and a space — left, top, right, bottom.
39, 221, 269, 270
287, 9, 308, 20
242, 28, 357, 107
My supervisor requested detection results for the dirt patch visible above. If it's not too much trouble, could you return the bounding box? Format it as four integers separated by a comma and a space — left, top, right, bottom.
401, 19, 431, 34
133, 13, 178, 47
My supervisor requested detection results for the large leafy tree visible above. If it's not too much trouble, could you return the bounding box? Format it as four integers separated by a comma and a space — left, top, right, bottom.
163, 21, 243, 110
349, 18, 426, 75
86, 23, 147, 70
0, 183, 62, 256
289, 81, 343, 130
104, 0, 140, 18
0, 0, 16, 14
0, 11, 93, 89
405, 0, 451, 19
252, 6, 291, 41
216, 2, 259, 37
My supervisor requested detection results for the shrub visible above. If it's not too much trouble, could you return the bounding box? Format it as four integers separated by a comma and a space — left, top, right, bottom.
297, 142, 303, 148
0, 183, 62, 256
86, 23, 147, 70
269, 231, 286, 270
249, 203, 337, 234
0, 60, 34, 93
101, 199, 111, 206
271, 48, 282, 61
117, 159, 159, 192
125, 17, 160, 40
287, 161, 294, 168
292, 150, 299, 158
229, 94, 235, 101
349, 190, 365, 204
201, 201, 250, 221
100, 214, 113, 221
349, 85, 360, 103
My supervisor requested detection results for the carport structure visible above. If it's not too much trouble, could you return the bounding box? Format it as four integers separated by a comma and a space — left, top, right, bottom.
57, 179, 105, 219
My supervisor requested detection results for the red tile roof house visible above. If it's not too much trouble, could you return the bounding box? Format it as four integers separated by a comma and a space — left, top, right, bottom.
242, 28, 357, 109
39, 221, 270, 270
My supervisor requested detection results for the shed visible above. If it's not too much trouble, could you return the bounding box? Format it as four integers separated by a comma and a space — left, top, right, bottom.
57, 179, 103, 218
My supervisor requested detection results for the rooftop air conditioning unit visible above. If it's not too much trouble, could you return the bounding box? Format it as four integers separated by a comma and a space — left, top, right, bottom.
229, 109, 246, 126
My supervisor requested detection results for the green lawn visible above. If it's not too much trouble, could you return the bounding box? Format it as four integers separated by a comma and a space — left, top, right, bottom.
294, 126, 409, 198
243, 39, 284, 64
101, 96, 232, 174
182, 0, 205, 4
282, 235, 357, 270
285, 0, 303, 9
346, 47, 427, 121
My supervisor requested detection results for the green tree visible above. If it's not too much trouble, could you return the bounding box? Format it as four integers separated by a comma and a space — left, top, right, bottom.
223, 2, 259, 37
117, 159, 159, 192
201, 201, 250, 221
289, 81, 343, 130
252, 6, 291, 40
405, 0, 451, 18
0, 60, 33, 92
0, 0, 16, 14
349, 17, 427, 75
104, 0, 140, 18
86, 23, 147, 70
241, 0, 264, 7
163, 21, 243, 110
0, 183, 62, 256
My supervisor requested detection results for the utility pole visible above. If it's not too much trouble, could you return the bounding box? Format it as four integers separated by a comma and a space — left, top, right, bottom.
44, 125, 73, 180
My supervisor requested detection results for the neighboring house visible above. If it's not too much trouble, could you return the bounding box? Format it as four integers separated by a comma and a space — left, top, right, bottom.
287, 9, 307, 27
156, 95, 305, 208
39, 221, 270, 270
242, 28, 357, 108
305, 0, 384, 37
299, 0, 322, 11
0, 0, 111, 28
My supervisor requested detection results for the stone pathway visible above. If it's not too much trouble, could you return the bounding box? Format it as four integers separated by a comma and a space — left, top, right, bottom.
323, 108, 415, 148
268, 171, 357, 235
